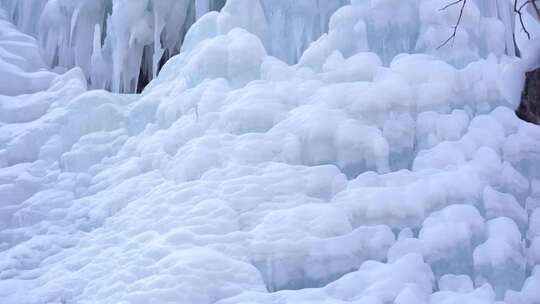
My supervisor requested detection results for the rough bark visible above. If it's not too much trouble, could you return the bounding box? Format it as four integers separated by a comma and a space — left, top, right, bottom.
516, 67, 540, 124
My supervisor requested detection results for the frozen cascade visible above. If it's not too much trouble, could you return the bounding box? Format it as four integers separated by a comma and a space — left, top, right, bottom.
0, 0, 347, 93
1, 0, 519, 92
0, 0, 540, 303
1, 0, 224, 93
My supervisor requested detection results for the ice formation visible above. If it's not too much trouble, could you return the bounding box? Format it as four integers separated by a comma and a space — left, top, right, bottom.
0, 0, 540, 303
0, 0, 348, 93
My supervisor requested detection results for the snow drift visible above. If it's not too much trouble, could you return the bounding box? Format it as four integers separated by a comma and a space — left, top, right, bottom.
0, 0, 539, 304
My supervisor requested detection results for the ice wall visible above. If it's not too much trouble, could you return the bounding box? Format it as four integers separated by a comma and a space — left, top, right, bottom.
0, 0, 348, 93
182, 0, 518, 71
2, 0, 518, 93
0, 7, 57, 95
0, 0, 222, 92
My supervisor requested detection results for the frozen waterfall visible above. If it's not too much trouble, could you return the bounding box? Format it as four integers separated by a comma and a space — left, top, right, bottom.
0, 0, 540, 303
0, 0, 348, 93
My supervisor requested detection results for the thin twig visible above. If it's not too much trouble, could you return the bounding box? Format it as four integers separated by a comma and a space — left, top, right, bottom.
515, 0, 531, 39
439, 0, 464, 11
437, 0, 467, 49
440, 0, 535, 50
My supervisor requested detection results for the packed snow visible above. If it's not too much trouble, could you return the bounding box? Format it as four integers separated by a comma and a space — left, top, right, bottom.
0, 0, 540, 303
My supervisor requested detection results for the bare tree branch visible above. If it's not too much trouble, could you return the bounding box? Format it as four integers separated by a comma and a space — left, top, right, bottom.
515, 0, 532, 39
437, 0, 467, 49
440, 0, 464, 11
440, 0, 538, 51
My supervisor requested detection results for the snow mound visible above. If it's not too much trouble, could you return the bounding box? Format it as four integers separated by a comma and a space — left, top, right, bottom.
0, 0, 539, 304
0, 8, 57, 95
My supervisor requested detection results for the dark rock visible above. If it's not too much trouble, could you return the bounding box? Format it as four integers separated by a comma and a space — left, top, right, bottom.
516, 67, 540, 124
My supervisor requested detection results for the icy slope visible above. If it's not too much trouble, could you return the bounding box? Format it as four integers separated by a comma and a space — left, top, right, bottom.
0, 0, 540, 304
0, 9, 57, 96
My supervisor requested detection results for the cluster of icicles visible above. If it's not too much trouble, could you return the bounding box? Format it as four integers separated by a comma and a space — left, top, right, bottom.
1, 0, 349, 93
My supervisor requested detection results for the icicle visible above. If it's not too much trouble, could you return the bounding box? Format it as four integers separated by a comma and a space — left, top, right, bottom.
91, 24, 110, 90
196, 0, 211, 19
497, 0, 516, 56
152, 2, 166, 79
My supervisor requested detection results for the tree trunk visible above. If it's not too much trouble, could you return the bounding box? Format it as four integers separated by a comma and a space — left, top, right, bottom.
516, 67, 540, 124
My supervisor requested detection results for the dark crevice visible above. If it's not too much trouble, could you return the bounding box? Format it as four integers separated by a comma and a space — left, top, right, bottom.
135, 0, 226, 93
137, 46, 152, 93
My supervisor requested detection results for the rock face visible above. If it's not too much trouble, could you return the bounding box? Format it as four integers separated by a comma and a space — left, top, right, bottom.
516, 67, 540, 124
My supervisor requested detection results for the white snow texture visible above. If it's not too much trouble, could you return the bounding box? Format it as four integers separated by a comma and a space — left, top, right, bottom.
0, 0, 539, 303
